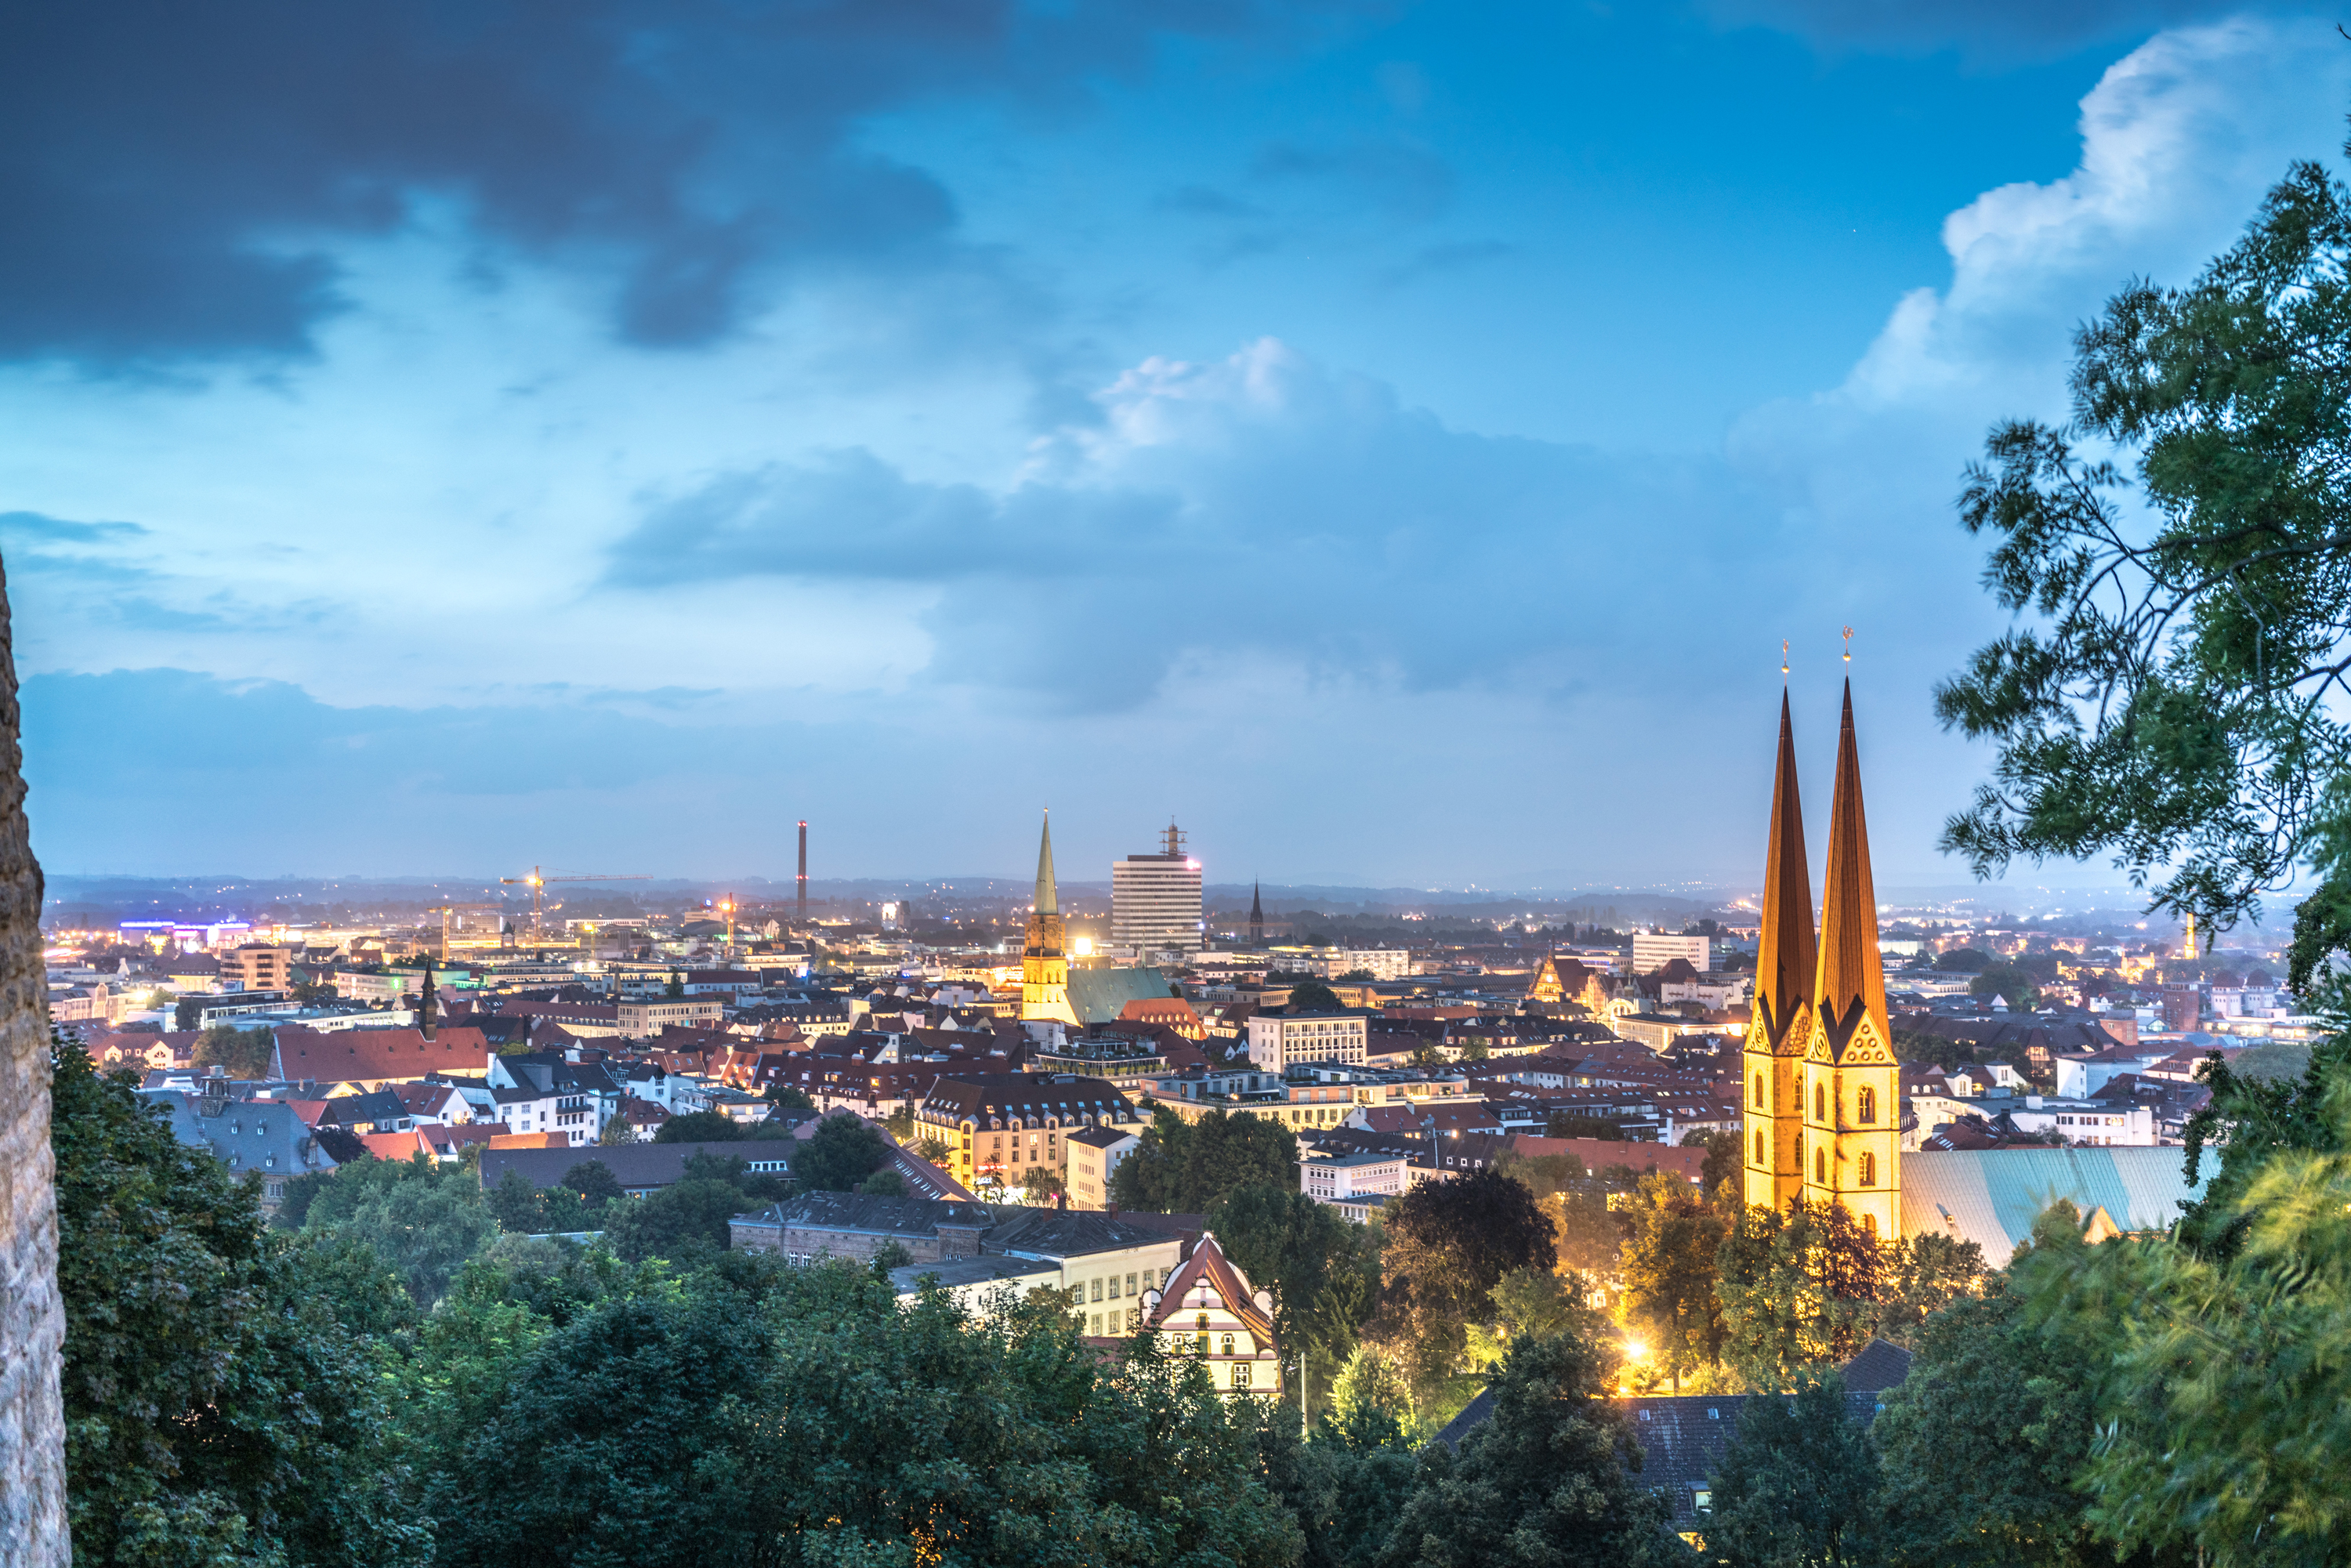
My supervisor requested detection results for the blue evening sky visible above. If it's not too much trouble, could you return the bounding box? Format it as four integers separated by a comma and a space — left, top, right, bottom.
5, 1, 2347, 892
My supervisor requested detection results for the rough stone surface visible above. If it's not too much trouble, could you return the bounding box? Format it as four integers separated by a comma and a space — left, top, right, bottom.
0, 554, 65, 1566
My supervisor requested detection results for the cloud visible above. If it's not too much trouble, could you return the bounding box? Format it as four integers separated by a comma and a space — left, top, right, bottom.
611, 338, 1785, 710
1732, 16, 2351, 527
0, 511, 147, 545
0, 0, 1371, 367
1375, 240, 1516, 289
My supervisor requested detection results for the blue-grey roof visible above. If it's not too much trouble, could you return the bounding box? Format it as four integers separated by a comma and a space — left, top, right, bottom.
144, 1090, 340, 1183
1899, 1146, 2208, 1264
1066, 967, 1175, 1025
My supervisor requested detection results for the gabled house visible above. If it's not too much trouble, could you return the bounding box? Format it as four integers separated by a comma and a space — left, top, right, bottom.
1139, 1230, 1281, 1400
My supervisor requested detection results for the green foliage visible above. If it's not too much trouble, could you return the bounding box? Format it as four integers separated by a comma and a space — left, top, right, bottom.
768, 1081, 817, 1111
1716, 1202, 1891, 1389
601, 1179, 753, 1263
173, 995, 201, 1030
50, 1036, 428, 1566
860, 1167, 907, 1197
653, 1109, 745, 1143
432, 1262, 1301, 1566
1874, 1286, 2104, 1567
1375, 1331, 1688, 1568
1617, 1171, 1731, 1382
300, 1152, 498, 1304
914, 1134, 952, 1164
560, 1158, 623, 1207
190, 1023, 275, 1080
1935, 947, 1992, 972
1368, 1168, 1556, 1398
1209, 1181, 1379, 1374
1704, 1374, 1883, 1568
1932, 132, 2351, 975
1110, 1106, 1301, 1213
793, 1110, 892, 1191
1487, 1265, 1601, 1349
2179, 1030, 2351, 1255
1286, 980, 1346, 1012
1278, 1354, 1422, 1568
2016, 1096, 2351, 1566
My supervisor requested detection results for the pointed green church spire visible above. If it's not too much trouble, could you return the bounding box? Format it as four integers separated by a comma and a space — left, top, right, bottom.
1034, 809, 1058, 917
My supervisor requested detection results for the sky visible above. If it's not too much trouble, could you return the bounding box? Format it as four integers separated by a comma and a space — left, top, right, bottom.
8, 0, 2351, 892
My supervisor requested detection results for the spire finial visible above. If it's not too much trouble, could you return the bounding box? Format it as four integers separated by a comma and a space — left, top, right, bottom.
1842, 625, 1853, 663
1781, 639, 1790, 682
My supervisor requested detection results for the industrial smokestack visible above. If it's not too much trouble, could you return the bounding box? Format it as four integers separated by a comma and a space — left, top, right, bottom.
797, 820, 808, 927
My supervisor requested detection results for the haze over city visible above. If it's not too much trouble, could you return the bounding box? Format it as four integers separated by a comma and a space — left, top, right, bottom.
13, 4, 2350, 886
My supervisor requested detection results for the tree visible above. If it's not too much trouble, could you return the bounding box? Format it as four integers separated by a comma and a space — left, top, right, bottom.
49, 1038, 427, 1566
1716, 1202, 1893, 1389
1930, 129, 2351, 983
560, 1159, 623, 1209
300, 1153, 498, 1304
1208, 1182, 1379, 1390
653, 1109, 744, 1143
1874, 1284, 2104, 1568
1110, 1106, 1300, 1213
173, 995, 201, 1031
2177, 1036, 2351, 1256
793, 1112, 891, 1192
882, 1105, 915, 1139
1369, 1169, 1556, 1398
598, 1110, 635, 1145
1281, 1349, 1422, 1568
766, 1081, 817, 1111
914, 1134, 952, 1164
860, 1168, 908, 1197
1375, 1331, 1687, 1568
1617, 1171, 1730, 1384
1704, 1373, 1883, 1568
600, 1179, 751, 1263
191, 1023, 275, 1079
2010, 1135, 2351, 1566
1287, 980, 1345, 1012
1487, 1266, 1600, 1349
1545, 1111, 1624, 1141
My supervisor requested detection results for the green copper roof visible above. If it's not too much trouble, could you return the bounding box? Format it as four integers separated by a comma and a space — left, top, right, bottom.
1034, 810, 1058, 917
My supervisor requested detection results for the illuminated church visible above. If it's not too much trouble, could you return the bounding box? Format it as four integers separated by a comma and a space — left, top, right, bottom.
1020, 810, 1076, 1025
1741, 681, 1900, 1238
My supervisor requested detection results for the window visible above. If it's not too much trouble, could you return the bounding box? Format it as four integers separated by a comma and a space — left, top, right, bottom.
1232, 1362, 1252, 1389
1754, 1072, 1765, 1108
1857, 1085, 1877, 1124
1859, 1151, 1876, 1186
1814, 1083, 1826, 1121
1862, 1212, 1878, 1238
1221, 1333, 1235, 1356
1755, 1130, 1766, 1164
1125, 1272, 1137, 1295
1091, 1278, 1103, 1302
1814, 1147, 1826, 1184
1089, 1313, 1102, 1335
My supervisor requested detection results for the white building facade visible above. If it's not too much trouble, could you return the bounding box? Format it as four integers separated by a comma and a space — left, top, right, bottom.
1111, 852, 1204, 954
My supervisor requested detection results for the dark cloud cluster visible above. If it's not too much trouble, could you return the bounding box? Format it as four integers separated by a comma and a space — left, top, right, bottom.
0, 0, 1371, 366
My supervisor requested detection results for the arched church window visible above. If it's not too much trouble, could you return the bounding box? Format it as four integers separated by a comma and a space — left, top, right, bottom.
1857, 1085, 1876, 1124
1859, 1151, 1876, 1186
1814, 1147, 1826, 1184
1755, 1130, 1766, 1164
1814, 1083, 1826, 1121
1754, 1073, 1765, 1108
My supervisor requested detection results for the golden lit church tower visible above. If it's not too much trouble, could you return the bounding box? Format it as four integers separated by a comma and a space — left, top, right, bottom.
1743, 693, 1817, 1211
1020, 810, 1078, 1024
1742, 679, 1900, 1237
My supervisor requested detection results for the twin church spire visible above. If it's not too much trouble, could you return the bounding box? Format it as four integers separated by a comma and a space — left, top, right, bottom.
1742, 679, 1900, 1236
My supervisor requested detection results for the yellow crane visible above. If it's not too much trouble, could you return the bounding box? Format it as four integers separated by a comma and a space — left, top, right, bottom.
499, 867, 651, 947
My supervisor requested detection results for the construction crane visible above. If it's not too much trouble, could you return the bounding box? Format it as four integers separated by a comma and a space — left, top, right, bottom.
500, 867, 651, 947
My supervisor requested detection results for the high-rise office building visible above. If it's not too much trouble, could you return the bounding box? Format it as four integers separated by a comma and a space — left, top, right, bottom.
1112, 822, 1203, 954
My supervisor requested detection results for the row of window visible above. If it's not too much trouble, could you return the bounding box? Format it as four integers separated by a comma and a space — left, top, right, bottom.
1751, 1074, 1881, 1125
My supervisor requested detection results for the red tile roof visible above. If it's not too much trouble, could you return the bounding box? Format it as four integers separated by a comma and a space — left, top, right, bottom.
1149, 1231, 1274, 1340
271, 1026, 491, 1084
